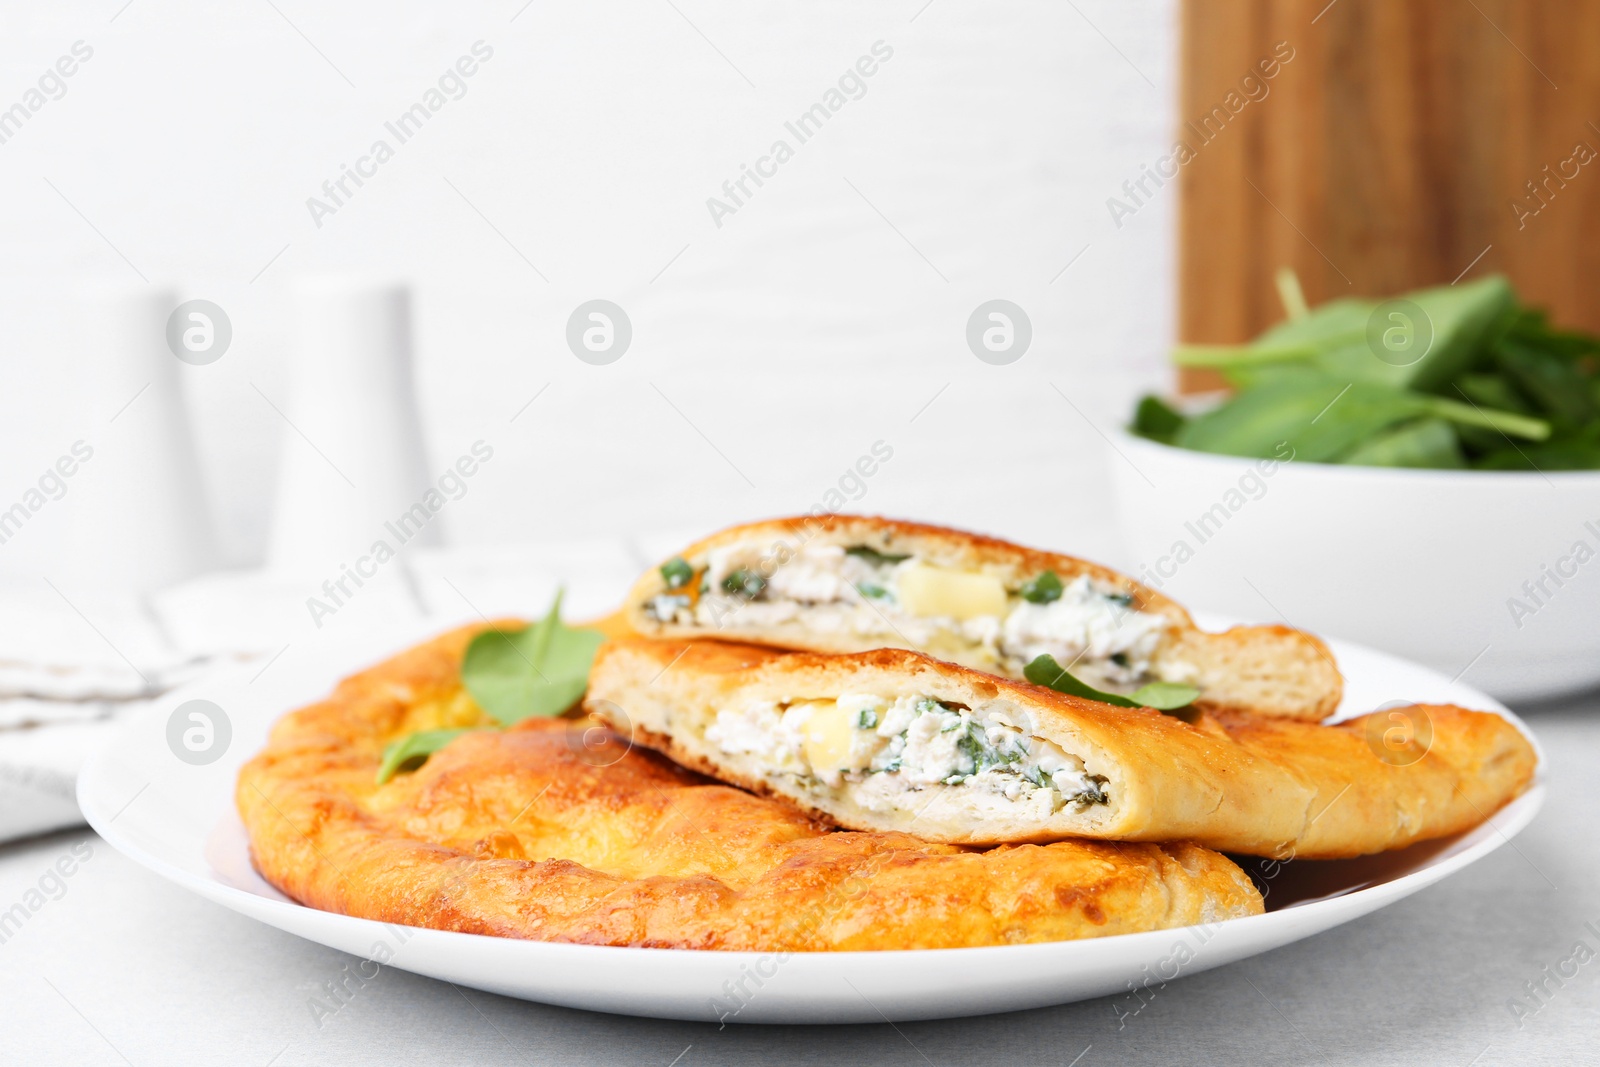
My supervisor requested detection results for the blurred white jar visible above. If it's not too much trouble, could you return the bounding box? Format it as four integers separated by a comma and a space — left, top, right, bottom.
267, 278, 436, 577
62, 284, 219, 593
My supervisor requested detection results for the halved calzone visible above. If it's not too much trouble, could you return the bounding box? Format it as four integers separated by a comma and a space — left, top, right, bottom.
586, 639, 1537, 859
623, 515, 1342, 721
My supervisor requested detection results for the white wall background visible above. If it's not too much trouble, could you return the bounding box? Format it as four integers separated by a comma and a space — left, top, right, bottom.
0, 0, 1178, 583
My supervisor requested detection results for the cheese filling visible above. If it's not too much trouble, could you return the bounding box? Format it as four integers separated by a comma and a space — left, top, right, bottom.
703, 693, 1110, 815
646, 542, 1171, 691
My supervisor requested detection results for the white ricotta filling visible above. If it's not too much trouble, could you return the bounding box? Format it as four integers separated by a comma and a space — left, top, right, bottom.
999, 576, 1168, 684
653, 543, 1170, 688
702, 692, 1110, 815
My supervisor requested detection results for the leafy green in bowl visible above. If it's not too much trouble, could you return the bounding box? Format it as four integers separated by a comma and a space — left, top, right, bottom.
1135, 272, 1600, 470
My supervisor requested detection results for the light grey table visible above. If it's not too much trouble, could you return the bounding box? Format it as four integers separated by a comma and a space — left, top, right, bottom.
2, 698, 1594, 1067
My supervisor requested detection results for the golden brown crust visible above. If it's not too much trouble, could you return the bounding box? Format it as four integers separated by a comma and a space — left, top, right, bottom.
587, 638, 1537, 859
622, 514, 1342, 721
237, 624, 1262, 950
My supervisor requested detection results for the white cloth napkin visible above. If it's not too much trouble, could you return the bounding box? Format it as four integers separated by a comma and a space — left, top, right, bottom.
0, 539, 643, 843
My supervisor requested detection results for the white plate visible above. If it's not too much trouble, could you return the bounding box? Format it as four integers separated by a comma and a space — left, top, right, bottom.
79, 620, 1545, 1024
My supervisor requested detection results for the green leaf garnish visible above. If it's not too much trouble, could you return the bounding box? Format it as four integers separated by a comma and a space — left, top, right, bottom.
660, 557, 694, 589
1125, 681, 1205, 709
721, 569, 767, 598
1019, 571, 1063, 604
376, 727, 485, 784
845, 545, 911, 566
376, 591, 605, 783
1137, 272, 1600, 470
1023, 654, 1200, 713
461, 589, 606, 725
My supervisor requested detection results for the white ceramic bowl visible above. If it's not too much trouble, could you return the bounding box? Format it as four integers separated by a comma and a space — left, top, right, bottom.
1107, 429, 1600, 703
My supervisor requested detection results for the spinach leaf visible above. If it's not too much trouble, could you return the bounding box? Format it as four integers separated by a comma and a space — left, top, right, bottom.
1149, 272, 1599, 470
1172, 342, 1325, 373
1419, 395, 1548, 439
1174, 372, 1546, 462
461, 589, 606, 725
1364, 276, 1515, 392
845, 545, 911, 566
1454, 373, 1533, 415
1023, 654, 1199, 712
1475, 429, 1600, 471
1337, 418, 1465, 469
1496, 342, 1598, 425
377, 592, 606, 783
1174, 375, 1427, 461
1130, 395, 1186, 443
1226, 298, 1373, 389
375, 727, 486, 784
659, 556, 694, 590
721, 569, 767, 598
1178, 277, 1513, 392
1253, 296, 1373, 352
1018, 570, 1063, 604
1503, 307, 1600, 361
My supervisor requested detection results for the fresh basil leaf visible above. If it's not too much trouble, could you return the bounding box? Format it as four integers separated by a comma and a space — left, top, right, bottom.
1019, 571, 1063, 604
1024, 654, 1199, 712
461, 589, 606, 725
660, 556, 694, 590
376, 727, 485, 784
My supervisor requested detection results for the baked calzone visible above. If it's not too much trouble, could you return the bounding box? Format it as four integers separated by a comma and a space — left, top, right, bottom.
587, 639, 1536, 859
624, 515, 1342, 721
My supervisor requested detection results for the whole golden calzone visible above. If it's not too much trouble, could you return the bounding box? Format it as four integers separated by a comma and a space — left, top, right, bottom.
623, 515, 1343, 721
236, 626, 1262, 950
586, 639, 1537, 859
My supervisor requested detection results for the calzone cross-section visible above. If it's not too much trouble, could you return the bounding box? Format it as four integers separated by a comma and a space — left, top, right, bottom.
624, 515, 1343, 721
587, 639, 1536, 859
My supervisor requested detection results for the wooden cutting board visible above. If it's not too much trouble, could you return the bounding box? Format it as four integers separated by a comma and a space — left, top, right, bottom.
1178, 0, 1600, 390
